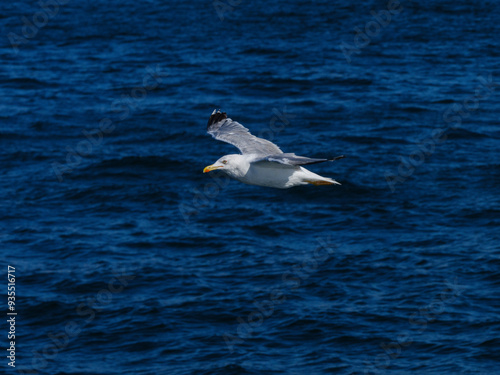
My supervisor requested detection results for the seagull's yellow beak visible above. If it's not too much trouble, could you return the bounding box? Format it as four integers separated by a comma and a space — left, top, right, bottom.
203, 165, 223, 173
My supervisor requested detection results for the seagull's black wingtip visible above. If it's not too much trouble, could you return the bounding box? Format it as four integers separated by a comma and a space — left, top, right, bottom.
207, 109, 227, 128
328, 155, 345, 162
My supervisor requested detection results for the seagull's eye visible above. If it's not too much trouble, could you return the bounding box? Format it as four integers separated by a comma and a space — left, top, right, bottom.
222, 160, 228, 165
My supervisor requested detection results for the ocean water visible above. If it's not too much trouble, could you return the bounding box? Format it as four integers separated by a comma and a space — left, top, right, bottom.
1, 0, 499, 374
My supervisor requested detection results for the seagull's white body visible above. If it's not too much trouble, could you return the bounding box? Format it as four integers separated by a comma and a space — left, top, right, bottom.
203, 110, 343, 189
244, 163, 339, 189
214, 154, 339, 189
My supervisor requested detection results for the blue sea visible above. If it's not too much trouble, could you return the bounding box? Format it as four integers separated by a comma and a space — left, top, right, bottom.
2, 0, 499, 374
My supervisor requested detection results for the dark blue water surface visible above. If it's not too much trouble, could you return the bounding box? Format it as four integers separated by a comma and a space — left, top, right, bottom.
2, 0, 500, 374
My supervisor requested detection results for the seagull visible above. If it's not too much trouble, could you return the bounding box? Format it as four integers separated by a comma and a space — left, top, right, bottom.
203, 110, 344, 189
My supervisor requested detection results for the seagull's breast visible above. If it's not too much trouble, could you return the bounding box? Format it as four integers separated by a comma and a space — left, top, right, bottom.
238, 162, 299, 189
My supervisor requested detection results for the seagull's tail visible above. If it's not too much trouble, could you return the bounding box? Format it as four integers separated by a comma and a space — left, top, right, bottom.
301, 168, 341, 186
306, 178, 341, 186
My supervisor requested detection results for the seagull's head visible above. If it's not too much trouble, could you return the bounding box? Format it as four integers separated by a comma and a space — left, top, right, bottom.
203, 154, 248, 178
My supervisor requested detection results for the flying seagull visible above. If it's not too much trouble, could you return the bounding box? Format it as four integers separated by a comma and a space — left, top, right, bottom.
203, 110, 344, 189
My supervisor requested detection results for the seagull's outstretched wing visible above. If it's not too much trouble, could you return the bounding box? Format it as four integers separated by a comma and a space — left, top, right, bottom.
253, 153, 345, 166
207, 110, 283, 155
